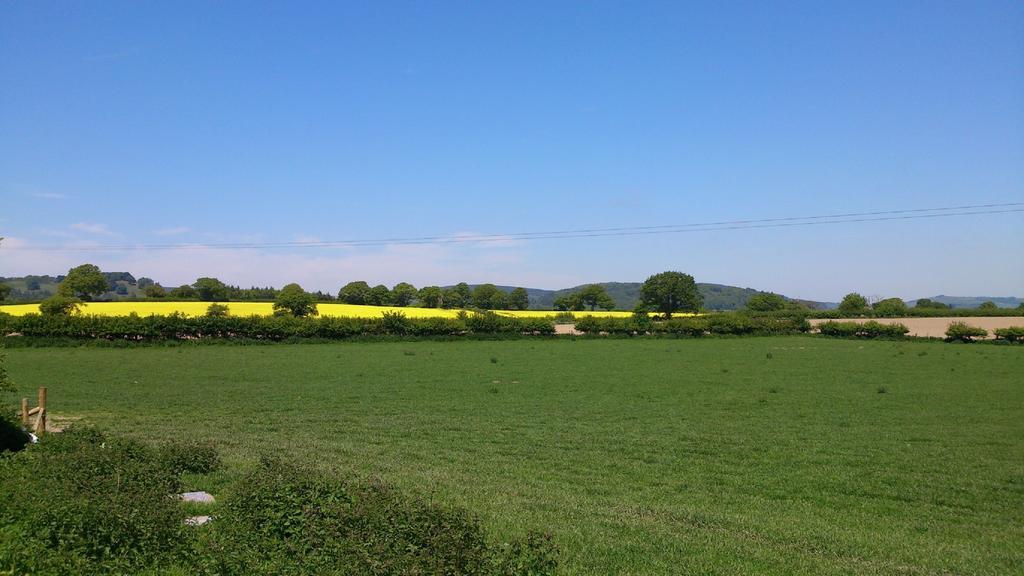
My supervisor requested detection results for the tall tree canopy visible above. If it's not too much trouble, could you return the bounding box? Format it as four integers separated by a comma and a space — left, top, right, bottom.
390, 283, 418, 307
472, 284, 506, 310
274, 283, 319, 317
338, 281, 372, 304
639, 272, 702, 318
58, 264, 108, 301
506, 287, 530, 310
193, 277, 229, 301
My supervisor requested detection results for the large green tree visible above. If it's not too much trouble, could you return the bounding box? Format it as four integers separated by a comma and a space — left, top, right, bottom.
472, 284, 506, 310
872, 297, 907, 316
838, 293, 868, 315
58, 264, 108, 300
745, 292, 787, 312
577, 285, 615, 311
443, 283, 472, 309
390, 283, 418, 307
274, 283, 319, 317
169, 285, 197, 299
418, 286, 443, 308
338, 281, 372, 304
368, 285, 391, 306
553, 294, 584, 311
506, 287, 530, 310
193, 277, 229, 301
0, 283, 10, 302
639, 271, 701, 318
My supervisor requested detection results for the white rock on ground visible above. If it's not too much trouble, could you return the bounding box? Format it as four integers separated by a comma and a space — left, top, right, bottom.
179, 491, 216, 504
184, 515, 212, 526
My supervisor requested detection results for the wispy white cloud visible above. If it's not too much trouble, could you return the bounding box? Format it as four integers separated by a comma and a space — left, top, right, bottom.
70, 222, 118, 236
27, 192, 69, 200
0, 238, 578, 292
154, 226, 190, 236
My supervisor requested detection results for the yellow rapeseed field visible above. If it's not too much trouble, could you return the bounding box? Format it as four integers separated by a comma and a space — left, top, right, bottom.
0, 301, 637, 319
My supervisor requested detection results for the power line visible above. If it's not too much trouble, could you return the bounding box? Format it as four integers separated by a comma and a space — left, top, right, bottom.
4, 202, 1023, 252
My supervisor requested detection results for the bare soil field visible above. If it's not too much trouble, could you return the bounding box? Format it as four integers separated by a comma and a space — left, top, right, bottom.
810, 316, 1024, 338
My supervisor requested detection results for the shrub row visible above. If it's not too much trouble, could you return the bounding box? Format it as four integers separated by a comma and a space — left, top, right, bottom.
993, 326, 1024, 343
0, 427, 557, 575
574, 314, 811, 336
0, 312, 555, 342
816, 321, 909, 339
944, 321, 988, 343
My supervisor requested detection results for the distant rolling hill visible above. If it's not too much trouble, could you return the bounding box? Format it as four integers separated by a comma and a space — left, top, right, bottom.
0, 273, 146, 302
485, 282, 832, 311
8, 272, 1015, 311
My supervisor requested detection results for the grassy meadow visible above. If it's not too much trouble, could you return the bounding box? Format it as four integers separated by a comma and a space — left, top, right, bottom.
4, 337, 1023, 575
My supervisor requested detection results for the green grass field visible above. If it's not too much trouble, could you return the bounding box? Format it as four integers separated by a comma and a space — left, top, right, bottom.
4, 337, 1023, 575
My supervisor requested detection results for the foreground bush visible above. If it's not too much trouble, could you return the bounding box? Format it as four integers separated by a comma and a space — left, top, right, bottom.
0, 428, 188, 575
197, 457, 557, 575
0, 428, 558, 575
0, 413, 30, 453
945, 322, 988, 343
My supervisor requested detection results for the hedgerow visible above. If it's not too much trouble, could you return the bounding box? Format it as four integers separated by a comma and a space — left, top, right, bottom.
573, 313, 810, 337
945, 322, 988, 343
816, 321, 909, 339
0, 312, 554, 342
993, 326, 1024, 343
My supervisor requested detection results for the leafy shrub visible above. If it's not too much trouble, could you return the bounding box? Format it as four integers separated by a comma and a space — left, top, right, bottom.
0, 352, 29, 453
206, 303, 230, 317
631, 306, 651, 330
194, 456, 558, 575
945, 322, 988, 342
0, 430, 558, 575
574, 316, 636, 335
0, 427, 188, 575
0, 413, 29, 453
39, 294, 82, 316
657, 317, 708, 337
817, 321, 908, 339
553, 311, 576, 324
158, 440, 222, 475
993, 326, 1024, 343
381, 310, 411, 334
707, 314, 754, 335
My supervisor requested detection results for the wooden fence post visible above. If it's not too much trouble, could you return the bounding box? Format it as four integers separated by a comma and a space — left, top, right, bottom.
34, 386, 46, 436
21, 397, 29, 426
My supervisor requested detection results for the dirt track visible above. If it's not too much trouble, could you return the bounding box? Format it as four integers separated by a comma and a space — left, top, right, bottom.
809, 317, 1023, 339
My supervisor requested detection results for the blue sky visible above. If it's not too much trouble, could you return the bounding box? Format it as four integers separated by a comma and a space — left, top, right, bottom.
2, 1, 1022, 300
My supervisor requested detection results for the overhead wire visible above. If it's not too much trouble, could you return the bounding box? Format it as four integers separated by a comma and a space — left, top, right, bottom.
4, 202, 1022, 252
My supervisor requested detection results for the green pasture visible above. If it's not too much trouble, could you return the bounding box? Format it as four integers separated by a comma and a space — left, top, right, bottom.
4, 337, 1022, 575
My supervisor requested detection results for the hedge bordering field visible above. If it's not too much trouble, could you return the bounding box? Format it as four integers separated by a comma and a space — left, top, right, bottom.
574, 314, 812, 337
0, 312, 555, 342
